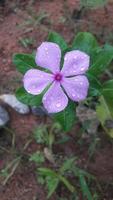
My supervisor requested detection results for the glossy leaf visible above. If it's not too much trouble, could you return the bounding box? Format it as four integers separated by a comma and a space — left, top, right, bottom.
72, 32, 98, 54
88, 45, 113, 76
54, 101, 76, 132
47, 31, 68, 52
16, 87, 43, 106
86, 73, 102, 96
13, 53, 36, 74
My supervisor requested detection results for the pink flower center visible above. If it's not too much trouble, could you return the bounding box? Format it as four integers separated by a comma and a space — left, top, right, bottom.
54, 73, 63, 82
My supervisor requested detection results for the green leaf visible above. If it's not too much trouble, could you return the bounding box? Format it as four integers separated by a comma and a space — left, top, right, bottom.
38, 167, 59, 198
86, 73, 102, 96
13, 53, 36, 74
16, 87, 43, 106
38, 168, 57, 177
101, 79, 113, 118
88, 45, 113, 76
54, 101, 76, 132
72, 32, 98, 54
102, 90, 113, 118
80, 0, 108, 8
103, 79, 113, 88
59, 158, 76, 174
96, 95, 113, 137
59, 175, 75, 193
47, 177, 59, 199
47, 31, 68, 52
79, 174, 93, 200
33, 125, 48, 144
29, 151, 45, 164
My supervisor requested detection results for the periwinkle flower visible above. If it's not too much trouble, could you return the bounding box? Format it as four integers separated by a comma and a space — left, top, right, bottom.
23, 42, 90, 113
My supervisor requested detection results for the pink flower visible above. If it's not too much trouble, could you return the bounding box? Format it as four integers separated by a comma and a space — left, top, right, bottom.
23, 42, 89, 113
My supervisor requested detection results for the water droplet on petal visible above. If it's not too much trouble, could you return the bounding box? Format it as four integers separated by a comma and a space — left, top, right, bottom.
56, 102, 61, 108
64, 57, 68, 61
81, 67, 85, 71
72, 93, 76, 97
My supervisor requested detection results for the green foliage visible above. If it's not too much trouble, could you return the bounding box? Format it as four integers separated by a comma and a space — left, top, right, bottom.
33, 123, 62, 149
96, 79, 113, 137
29, 151, 45, 164
19, 37, 34, 48
47, 31, 68, 52
86, 73, 102, 96
33, 124, 49, 144
0, 157, 21, 186
13, 53, 36, 74
19, 10, 50, 28
38, 158, 75, 199
72, 165, 95, 200
88, 45, 113, 77
16, 87, 43, 106
72, 32, 98, 54
54, 101, 76, 132
102, 79, 113, 118
37, 157, 97, 199
79, 174, 93, 200
80, 0, 108, 8
59, 157, 76, 174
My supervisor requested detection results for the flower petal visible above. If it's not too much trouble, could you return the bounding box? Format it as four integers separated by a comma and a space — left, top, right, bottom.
42, 82, 68, 113
61, 50, 90, 76
62, 75, 89, 102
23, 69, 53, 95
35, 42, 61, 73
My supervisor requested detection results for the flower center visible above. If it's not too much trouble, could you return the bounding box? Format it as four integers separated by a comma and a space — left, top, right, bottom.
54, 73, 63, 82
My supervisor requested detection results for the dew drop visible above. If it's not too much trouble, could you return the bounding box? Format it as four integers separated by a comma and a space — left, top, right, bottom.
81, 67, 85, 71
80, 82, 83, 85
65, 56, 68, 61
56, 102, 61, 108
72, 93, 76, 97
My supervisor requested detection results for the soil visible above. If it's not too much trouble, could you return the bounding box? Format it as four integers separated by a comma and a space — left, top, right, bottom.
0, 0, 113, 200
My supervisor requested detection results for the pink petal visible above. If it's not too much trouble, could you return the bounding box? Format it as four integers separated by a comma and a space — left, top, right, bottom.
35, 42, 61, 73
42, 82, 68, 113
61, 50, 90, 76
23, 69, 53, 95
62, 75, 89, 102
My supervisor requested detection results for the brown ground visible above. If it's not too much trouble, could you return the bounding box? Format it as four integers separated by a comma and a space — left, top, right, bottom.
0, 0, 113, 199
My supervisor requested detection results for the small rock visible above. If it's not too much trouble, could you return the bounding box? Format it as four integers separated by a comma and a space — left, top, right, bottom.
76, 104, 99, 134
0, 106, 9, 127
0, 94, 30, 114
